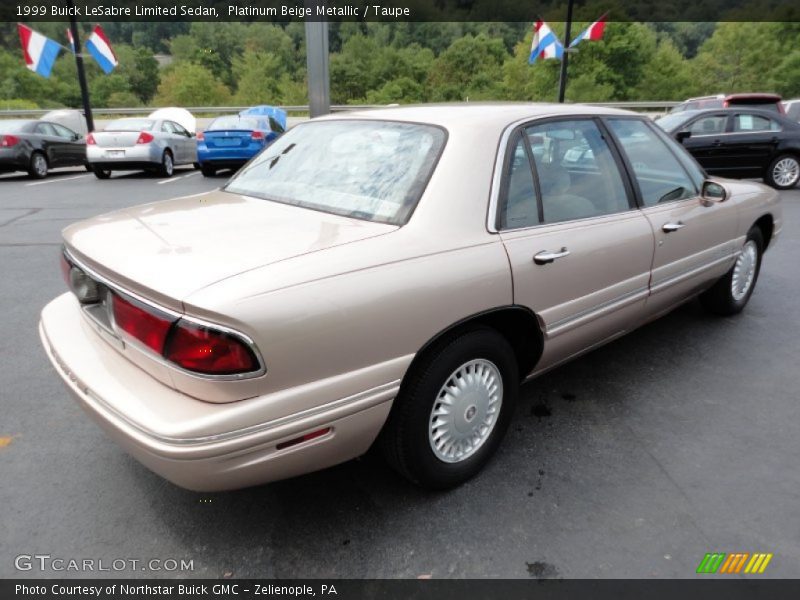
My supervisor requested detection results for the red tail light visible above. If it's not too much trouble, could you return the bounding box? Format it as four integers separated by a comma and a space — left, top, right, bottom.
136, 131, 154, 144
86, 133, 96, 145
112, 293, 176, 354
165, 321, 258, 375
196, 131, 205, 141
111, 292, 260, 376
0, 135, 19, 147
251, 130, 265, 141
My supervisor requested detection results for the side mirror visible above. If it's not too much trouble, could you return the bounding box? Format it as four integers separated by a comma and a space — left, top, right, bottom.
676, 130, 692, 143
701, 180, 728, 204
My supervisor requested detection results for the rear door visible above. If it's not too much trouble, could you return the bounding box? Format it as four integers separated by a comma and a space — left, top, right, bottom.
497, 118, 655, 373
160, 121, 184, 163
170, 121, 195, 164
605, 117, 739, 316
720, 112, 782, 176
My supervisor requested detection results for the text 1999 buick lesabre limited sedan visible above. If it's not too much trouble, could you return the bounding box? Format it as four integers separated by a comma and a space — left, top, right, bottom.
39, 104, 781, 491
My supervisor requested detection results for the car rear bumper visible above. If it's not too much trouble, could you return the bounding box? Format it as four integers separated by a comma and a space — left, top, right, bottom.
87, 144, 161, 168
39, 293, 397, 491
197, 146, 259, 164
0, 147, 29, 170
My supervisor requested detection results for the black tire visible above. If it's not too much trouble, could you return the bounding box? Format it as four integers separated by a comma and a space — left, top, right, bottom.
700, 227, 764, 316
28, 152, 48, 179
764, 154, 800, 190
159, 150, 174, 178
380, 326, 519, 489
93, 168, 111, 180
84, 164, 93, 172
193, 162, 201, 170
200, 164, 216, 177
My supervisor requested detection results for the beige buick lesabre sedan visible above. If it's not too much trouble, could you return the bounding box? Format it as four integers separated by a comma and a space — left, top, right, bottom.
40, 104, 782, 491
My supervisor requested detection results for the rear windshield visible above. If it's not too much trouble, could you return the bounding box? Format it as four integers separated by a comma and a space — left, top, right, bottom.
0, 120, 31, 133
224, 120, 446, 225
104, 119, 155, 131
207, 116, 265, 131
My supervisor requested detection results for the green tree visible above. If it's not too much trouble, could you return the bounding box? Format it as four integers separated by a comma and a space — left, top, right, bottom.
154, 62, 231, 106
427, 34, 509, 101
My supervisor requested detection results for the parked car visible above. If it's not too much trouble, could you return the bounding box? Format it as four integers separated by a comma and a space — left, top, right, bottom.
86, 117, 198, 179
656, 107, 800, 189
669, 94, 725, 113
40, 104, 781, 491
670, 93, 784, 115
0, 119, 87, 179
784, 99, 800, 122
196, 114, 283, 176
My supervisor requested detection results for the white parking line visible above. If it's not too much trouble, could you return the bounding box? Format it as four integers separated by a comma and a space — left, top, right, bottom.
156, 171, 200, 185
26, 174, 91, 187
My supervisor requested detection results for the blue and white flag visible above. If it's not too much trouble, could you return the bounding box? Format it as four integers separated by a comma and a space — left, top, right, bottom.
85, 25, 118, 74
529, 20, 564, 63
17, 23, 61, 78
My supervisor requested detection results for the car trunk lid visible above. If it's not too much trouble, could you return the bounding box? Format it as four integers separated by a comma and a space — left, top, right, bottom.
203, 129, 258, 148
91, 131, 146, 148
63, 189, 397, 307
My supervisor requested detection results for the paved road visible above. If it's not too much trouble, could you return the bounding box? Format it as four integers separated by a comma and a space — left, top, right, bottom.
1, 168, 798, 579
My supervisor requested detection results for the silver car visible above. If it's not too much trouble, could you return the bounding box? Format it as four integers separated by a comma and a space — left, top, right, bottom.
86, 118, 197, 179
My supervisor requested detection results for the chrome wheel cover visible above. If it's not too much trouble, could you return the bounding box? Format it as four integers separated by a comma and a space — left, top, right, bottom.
429, 359, 503, 463
33, 154, 47, 176
164, 153, 173, 175
772, 157, 799, 187
731, 240, 758, 301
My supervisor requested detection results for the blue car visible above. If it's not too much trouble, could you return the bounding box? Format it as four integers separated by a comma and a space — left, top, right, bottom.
196, 110, 285, 176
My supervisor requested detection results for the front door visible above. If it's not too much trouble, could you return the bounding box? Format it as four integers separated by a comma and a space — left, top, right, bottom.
604, 118, 739, 316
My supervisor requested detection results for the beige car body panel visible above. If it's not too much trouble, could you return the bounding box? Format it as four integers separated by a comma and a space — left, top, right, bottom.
40, 103, 782, 490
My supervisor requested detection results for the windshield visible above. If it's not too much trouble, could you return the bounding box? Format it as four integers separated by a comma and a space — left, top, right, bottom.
208, 116, 265, 131
224, 120, 446, 225
0, 120, 31, 133
654, 113, 693, 132
104, 118, 155, 131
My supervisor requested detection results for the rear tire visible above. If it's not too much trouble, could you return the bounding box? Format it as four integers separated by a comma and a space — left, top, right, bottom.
700, 227, 764, 316
200, 164, 216, 177
765, 154, 800, 189
28, 152, 48, 179
380, 327, 518, 489
92, 168, 111, 179
159, 150, 174, 178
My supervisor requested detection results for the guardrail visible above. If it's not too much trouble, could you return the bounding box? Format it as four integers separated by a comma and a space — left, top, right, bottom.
0, 101, 678, 119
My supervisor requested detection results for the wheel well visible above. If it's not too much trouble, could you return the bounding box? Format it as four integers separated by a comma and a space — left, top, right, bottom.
409, 307, 544, 383
753, 214, 774, 250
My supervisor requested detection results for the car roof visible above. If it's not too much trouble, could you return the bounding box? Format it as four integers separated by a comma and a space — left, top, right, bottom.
665, 106, 800, 129
315, 103, 638, 131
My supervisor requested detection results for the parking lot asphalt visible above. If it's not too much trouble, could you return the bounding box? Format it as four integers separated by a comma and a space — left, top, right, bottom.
1, 167, 798, 579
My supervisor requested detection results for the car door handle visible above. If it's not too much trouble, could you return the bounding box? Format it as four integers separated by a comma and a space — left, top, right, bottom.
662, 221, 686, 233
533, 248, 570, 265
712, 139, 722, 147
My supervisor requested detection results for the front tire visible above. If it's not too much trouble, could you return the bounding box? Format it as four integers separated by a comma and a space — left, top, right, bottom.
159, 150, 174, 178
765, 154, 800, 189
28, 152, 48, 179
380, 327, 518, 489
700, 227, 764, 316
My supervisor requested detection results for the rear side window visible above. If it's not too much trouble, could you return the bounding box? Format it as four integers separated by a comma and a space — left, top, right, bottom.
733, 114, 781, 132
525, 119, 630, 224
498, 136, 539, 229
606, 118, 698, 207
35, 123, 56, 136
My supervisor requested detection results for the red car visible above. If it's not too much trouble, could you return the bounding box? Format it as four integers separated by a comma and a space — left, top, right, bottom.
671, 93, 785, 115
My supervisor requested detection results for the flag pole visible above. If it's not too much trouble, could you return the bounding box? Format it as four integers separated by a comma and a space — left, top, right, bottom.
66, 0, 94, 132
557, 0, 575, 103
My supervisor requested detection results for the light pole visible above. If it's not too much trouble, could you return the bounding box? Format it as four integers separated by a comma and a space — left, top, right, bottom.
66, 0, 94, 131
557, 0, 575, 103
